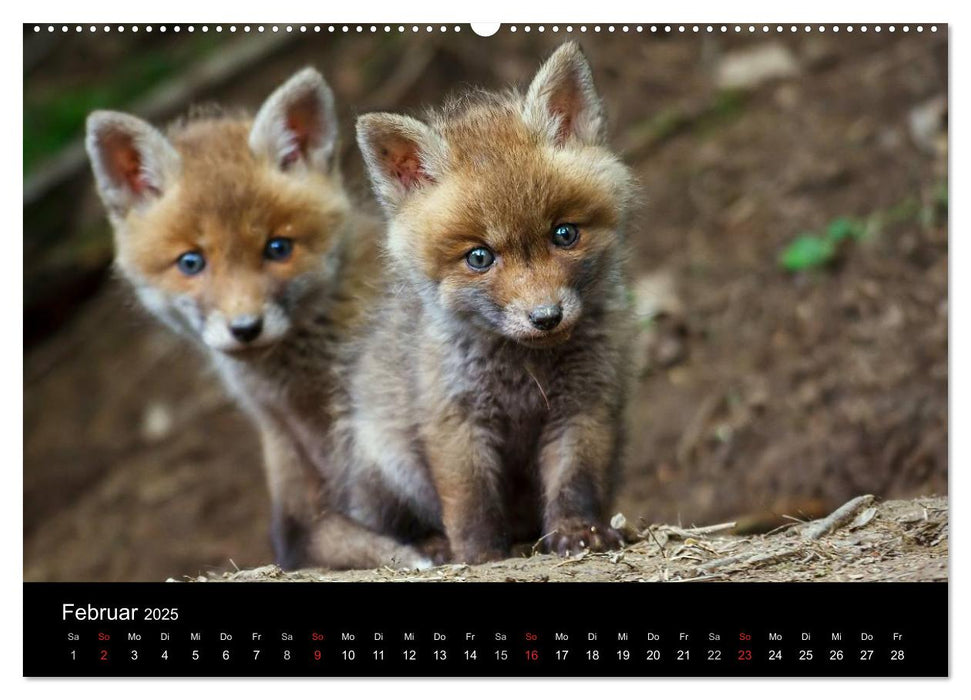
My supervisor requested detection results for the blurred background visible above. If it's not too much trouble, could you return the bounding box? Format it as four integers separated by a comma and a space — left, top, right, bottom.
23, 25, 948, 581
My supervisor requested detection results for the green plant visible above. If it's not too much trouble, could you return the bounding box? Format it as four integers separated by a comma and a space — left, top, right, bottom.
24, 35, 222, 176
778, 216, 866, 272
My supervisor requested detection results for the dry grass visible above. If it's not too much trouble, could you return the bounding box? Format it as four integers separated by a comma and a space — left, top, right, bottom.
187, 496, 947, 584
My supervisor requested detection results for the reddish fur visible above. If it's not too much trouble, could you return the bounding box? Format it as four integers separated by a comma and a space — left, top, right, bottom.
118, 119, 349, 320
395, 107, 626, 315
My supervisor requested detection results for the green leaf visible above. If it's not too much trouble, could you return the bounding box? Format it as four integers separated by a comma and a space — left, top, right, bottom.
779, 235, 835, 271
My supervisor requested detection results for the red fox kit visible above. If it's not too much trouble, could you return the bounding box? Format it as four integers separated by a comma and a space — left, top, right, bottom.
85, 68, 432, 571
341, 43, 636, 563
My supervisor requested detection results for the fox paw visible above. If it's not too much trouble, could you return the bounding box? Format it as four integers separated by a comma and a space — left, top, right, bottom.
415, 534, 453, 566
546, 519, 624, 557
391, 547, 436, 571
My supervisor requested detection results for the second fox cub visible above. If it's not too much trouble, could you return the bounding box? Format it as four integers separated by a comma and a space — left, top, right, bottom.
85, 68, 432, 571
343, 42, 637, 563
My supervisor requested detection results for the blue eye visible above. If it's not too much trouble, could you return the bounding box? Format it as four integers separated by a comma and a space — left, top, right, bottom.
264, 237, 293, 261
465, 247, 495, 271
176, 251, 206, 276
552, 223, 580, 248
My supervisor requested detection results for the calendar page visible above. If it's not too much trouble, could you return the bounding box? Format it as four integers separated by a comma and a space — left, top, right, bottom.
22, 19, 948, 678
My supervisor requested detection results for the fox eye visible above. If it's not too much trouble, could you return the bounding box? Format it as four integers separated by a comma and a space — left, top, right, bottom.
465, 247, 496, 271
552, 223, 580, 248
264, 237, 293, 262
176, 251, 206, 276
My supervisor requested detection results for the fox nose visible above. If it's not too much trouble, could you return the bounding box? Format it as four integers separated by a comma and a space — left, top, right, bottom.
229, 315, 263, 343
528, 304, 563, 331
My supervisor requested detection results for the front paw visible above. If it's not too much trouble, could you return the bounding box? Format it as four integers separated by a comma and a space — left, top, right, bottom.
389, 546, 436, 571
546, 518, 624, 557
415, 534, 453, 566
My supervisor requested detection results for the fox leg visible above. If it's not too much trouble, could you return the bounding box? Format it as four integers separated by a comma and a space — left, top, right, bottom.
260, 423, 432, 571
258, 422, 321, 570
424, 411, 508, 564
538, 406, 624, 556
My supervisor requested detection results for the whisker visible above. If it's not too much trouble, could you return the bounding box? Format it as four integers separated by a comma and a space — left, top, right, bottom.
524, 363, 551, 411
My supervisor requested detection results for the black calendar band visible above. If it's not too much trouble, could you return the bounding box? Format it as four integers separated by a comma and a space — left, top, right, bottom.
24, 581, 947, 677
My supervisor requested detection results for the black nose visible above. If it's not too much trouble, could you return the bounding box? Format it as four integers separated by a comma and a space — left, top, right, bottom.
528, 304, 563, 331
230, 316, 263, 343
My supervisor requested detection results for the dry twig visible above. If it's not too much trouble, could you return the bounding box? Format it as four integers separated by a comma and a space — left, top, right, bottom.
801, 495, 876, 540
657, 521, 737, 539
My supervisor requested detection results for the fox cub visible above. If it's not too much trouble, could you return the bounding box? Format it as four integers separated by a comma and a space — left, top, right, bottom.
341, 42, 637, 564
85, 68, 432, 571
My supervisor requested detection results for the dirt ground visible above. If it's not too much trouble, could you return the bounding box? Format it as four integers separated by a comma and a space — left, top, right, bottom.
191, 497, 948, 583
23, 28, 948, 582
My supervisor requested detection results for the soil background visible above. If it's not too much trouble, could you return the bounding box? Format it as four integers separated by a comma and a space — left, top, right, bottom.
23, 26, 948, 582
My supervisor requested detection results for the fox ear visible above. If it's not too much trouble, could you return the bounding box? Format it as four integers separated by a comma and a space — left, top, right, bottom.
85, 111, 180, 217
356, 113, 443, 211
249, 67, 338, 173
523, 42, 606, 146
